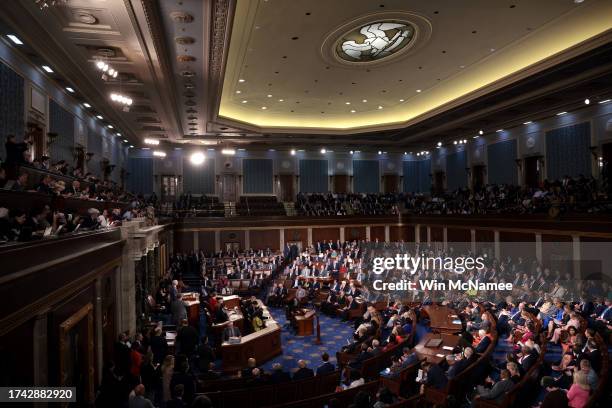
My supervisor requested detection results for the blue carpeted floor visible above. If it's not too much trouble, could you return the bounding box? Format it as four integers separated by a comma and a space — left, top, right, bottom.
260, 307, 355, 374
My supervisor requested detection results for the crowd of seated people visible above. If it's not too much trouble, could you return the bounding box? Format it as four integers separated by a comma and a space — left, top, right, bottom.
296, 193, 401, 216
96, 234, 611, 408
295, 177, 611, 217
404, 177, 610, 215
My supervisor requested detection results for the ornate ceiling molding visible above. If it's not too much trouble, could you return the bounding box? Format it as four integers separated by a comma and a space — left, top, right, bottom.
132, 0, 183, 137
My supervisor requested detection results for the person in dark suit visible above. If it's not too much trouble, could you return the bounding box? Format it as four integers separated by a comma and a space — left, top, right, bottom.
474, 369, 514, 403
474, 329, 492, 353
422, 362, 448, 390
269, 363, 291, 384
166, 384, 187, 408
149, 326, 168, 364
169, 359, 196, 405
518, 346, 538, 372
292, 360, 314, 381
349, 343, 373, 369
170, 293, 188, 326
236, 358, 255, 379
176, 319, 199, 356
447, 347, 476, 379
215, 300, 229, 323
221, 321, 241, 342
316, 352, 335, 376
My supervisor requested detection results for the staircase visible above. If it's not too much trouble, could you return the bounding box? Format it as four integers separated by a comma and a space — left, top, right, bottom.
283, 202, 296, 216
224, 202, 236, 217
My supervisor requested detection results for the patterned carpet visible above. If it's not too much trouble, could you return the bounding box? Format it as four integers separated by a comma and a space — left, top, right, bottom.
260, 306, 355, 373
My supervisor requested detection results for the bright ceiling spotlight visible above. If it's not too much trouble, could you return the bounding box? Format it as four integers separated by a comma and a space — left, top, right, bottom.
350, 150, 354, 154
290, 149, 296, 155
523, 121, 533, 125
96, 115, 103, 120
437, 141, 442, 147
190, 152, 205, 165
320, 148, 326, 154
144, 138, 159, 145
479, 130, 484, 135
221, 148, 236, 156
153, 151, 166, 157
584, 98, 590, 105
42, 65, 54, 73
65, 87, 75, 93
378, 150, 382, 155
83, 103, 91, 108
7, 34, 23, 45
556, 111, 567, 116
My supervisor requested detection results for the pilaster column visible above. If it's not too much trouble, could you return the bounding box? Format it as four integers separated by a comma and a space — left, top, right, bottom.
365, 226, 371, 241
245, 230, 250, 250
427, 226, 431, 245
33, 311, 49, 408
340, 227, 345, 242
535, 234, 543, 262
415, 225, 420, 244
470, 229, 476, 254
279, 228, 285, 249
193, 232, 198, 251
94, 278, 103, 385
572, 235, 581, 279
443, 227, 448, 252
494, 230, 501, 260
384, 225, 390, 243
214, 231, 221, 252
307, 228, 313, 247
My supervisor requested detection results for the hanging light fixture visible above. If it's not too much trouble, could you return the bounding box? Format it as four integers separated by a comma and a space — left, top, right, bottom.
96, 60, 118, 81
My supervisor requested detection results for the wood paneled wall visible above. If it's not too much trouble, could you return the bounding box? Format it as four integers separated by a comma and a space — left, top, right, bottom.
312, 227, 340, 243
250, 229, 280, 250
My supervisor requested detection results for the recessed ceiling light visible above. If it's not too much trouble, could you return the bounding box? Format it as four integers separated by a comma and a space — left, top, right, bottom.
41, 65, 53, 73
123, 139, 129, 143
290, 149, 296, 155
496, 129, 503, 133
378, 150, 382, 155
523, 121, 532, 125
416, 89, 422, 93
362, 99, 367, 103
7, 34, 23, 45
241, 100, 248, 103
267, 94, 273, 98
238, 78, 245, 83
144, 138, 159, 145
320, 148, 326, 154
345, 102, 351, 105
83, 103, 91, 108
278, 99, 284, 102
598, 99, 611, 104
350, 109, 356, 113
584, 98, 590, 105
377, 105, 383, 109
399, 99, 405, 102
261, 106, 267, 110
437, 142, 442, 147
556, 111, 567, 116
153, 151, 166, 157
490, 48, 496, 52
479, 130, 484, 135
574, 0, 584, 3
235, 90, 241, 94
96, 115, 103, 120
65, 87, 75, 93
350, 150, 354, 154
107, 125, 114, 129
129, 145, 134, 148
117, 133, 122, 136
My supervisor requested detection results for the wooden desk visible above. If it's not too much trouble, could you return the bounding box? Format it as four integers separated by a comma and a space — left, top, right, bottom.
414, 332, 460, 364
222, 295, 241, 309
294, 309, 315, 336
182, 292, 200, 327
221, 300, 282, 372
423, 305, 462, 333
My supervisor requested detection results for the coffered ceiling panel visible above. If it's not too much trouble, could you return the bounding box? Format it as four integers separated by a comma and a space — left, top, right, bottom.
218, 0, 612, 133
